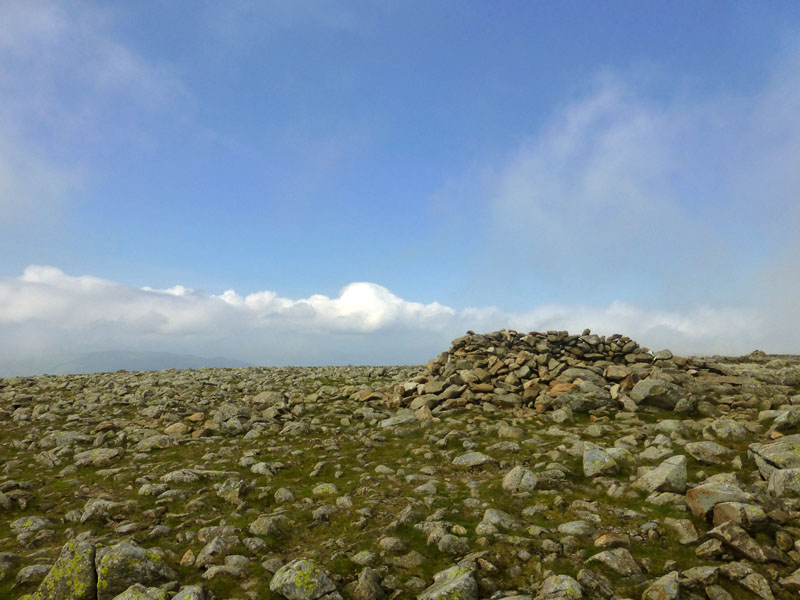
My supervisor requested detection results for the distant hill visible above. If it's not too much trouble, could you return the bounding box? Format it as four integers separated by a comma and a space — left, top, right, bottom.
0, 351, 250, 377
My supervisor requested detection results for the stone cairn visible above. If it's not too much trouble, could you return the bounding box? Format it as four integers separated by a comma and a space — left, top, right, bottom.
389, 328, 706, 418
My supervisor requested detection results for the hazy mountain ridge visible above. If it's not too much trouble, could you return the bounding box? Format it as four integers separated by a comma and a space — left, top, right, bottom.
0, 350, 250, 377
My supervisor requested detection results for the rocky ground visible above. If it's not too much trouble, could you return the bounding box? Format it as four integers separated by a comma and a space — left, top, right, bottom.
2, 329, 800, 600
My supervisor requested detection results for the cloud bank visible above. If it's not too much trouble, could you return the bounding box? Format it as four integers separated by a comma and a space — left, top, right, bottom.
0, 266, 774, 369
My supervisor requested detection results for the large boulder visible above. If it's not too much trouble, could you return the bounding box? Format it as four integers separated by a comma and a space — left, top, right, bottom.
686, 483, 749, 518
641, 571, 679, 600
269, 558, 338, 600
417, 565, 477, 600
708, 521, 768, 562
95, 541, 177, 600
32, 541, 96, 600
685, 441, 734, 465
582, 442, 618, 477
535, 574, 583, 599
749, 434, 800, 478
632, 455, 687, 493
502, 466, 565, 492
110, 584, 169, 600
768, 468, 800, 498
630, 379, 683, 409
585, 548, 642, 576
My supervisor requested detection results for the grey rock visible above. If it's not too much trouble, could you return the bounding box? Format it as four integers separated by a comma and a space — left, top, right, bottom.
768, 467, 800, 497
95, 540, 177, 600
706, 419, 749, 442
135, 435, 177, 452
576, 569, 616, 600
417, 565, 477, 600
630, 379, 682, 409
632, 455, 687, 493
557, 521, 595, 536
481, 508, 519, 530
380, 410, 417, 428
535, 574, 583, 599
74, 447, 122, 467
452, 452, 497, 467
16, 564, 51, 586
663, 518, 698, 544
586, 548, 642, 576
195, 536, 239, 568
270, 558, 337, 600
172, 585, 207, 600
249, 515, 282, 537
740, 572, 775, 600
685, 483, 748, 518
110, 584, 169, 600
583, 443, 618, 477
501, 466, 564, 492
31, 540, 96, 600
712, 502, 768, 528
351, 567, 384, 600
708, 521, 768, 562
641, 571, 679, 600
684, 441, 734, 465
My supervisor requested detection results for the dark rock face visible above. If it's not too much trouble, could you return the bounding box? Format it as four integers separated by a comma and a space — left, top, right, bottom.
2, 330, 800, 599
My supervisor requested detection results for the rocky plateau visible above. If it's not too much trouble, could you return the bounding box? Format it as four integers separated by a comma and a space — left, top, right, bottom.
2, 329, 800, 600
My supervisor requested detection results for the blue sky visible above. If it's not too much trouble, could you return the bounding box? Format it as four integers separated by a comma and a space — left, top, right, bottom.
1, 1, 800, 365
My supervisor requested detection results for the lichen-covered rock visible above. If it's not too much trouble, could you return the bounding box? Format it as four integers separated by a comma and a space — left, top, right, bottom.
269, 558, 337, 600
452, 452, 496, 467
749, 434, 800, 477
535, 574, 583, 599
110, 584, 170, 600
641, 571, 679, 600
582, 442, 618, 477
575, 569, 614, 599
135, 435, 176, 452
215, 477, 249, 504
501, 466, 537, 493
708, 521, 768, 563
586, 548, 642, 576
249, 515, 282, 537
501, 465, 564, 492
31, 540, 96, 600
171, 586, 208, 600
632, 455, 687, 493
417, 565, 477, 600
712, 502, 768, 528
73, 447, 122, 467
768, 467, 800, 497
706, 419, 749, 442
630, 379, 682, 409
379, 409, 417, 428
350, 567, 384, 600
195, 536, 239, 569
95, 541, 177, 600
685, 441, 734, 465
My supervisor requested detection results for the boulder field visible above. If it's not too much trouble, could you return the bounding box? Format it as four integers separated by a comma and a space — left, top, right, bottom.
2, 329, 800, 599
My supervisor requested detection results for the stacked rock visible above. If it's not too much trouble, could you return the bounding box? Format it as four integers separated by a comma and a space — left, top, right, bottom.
391, 329, 707, 416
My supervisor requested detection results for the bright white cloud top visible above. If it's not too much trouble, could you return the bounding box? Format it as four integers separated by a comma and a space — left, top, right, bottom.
0, 266, 778, 368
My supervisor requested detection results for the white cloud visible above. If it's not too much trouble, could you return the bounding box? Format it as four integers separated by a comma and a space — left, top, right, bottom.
0, 265, 777, 368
